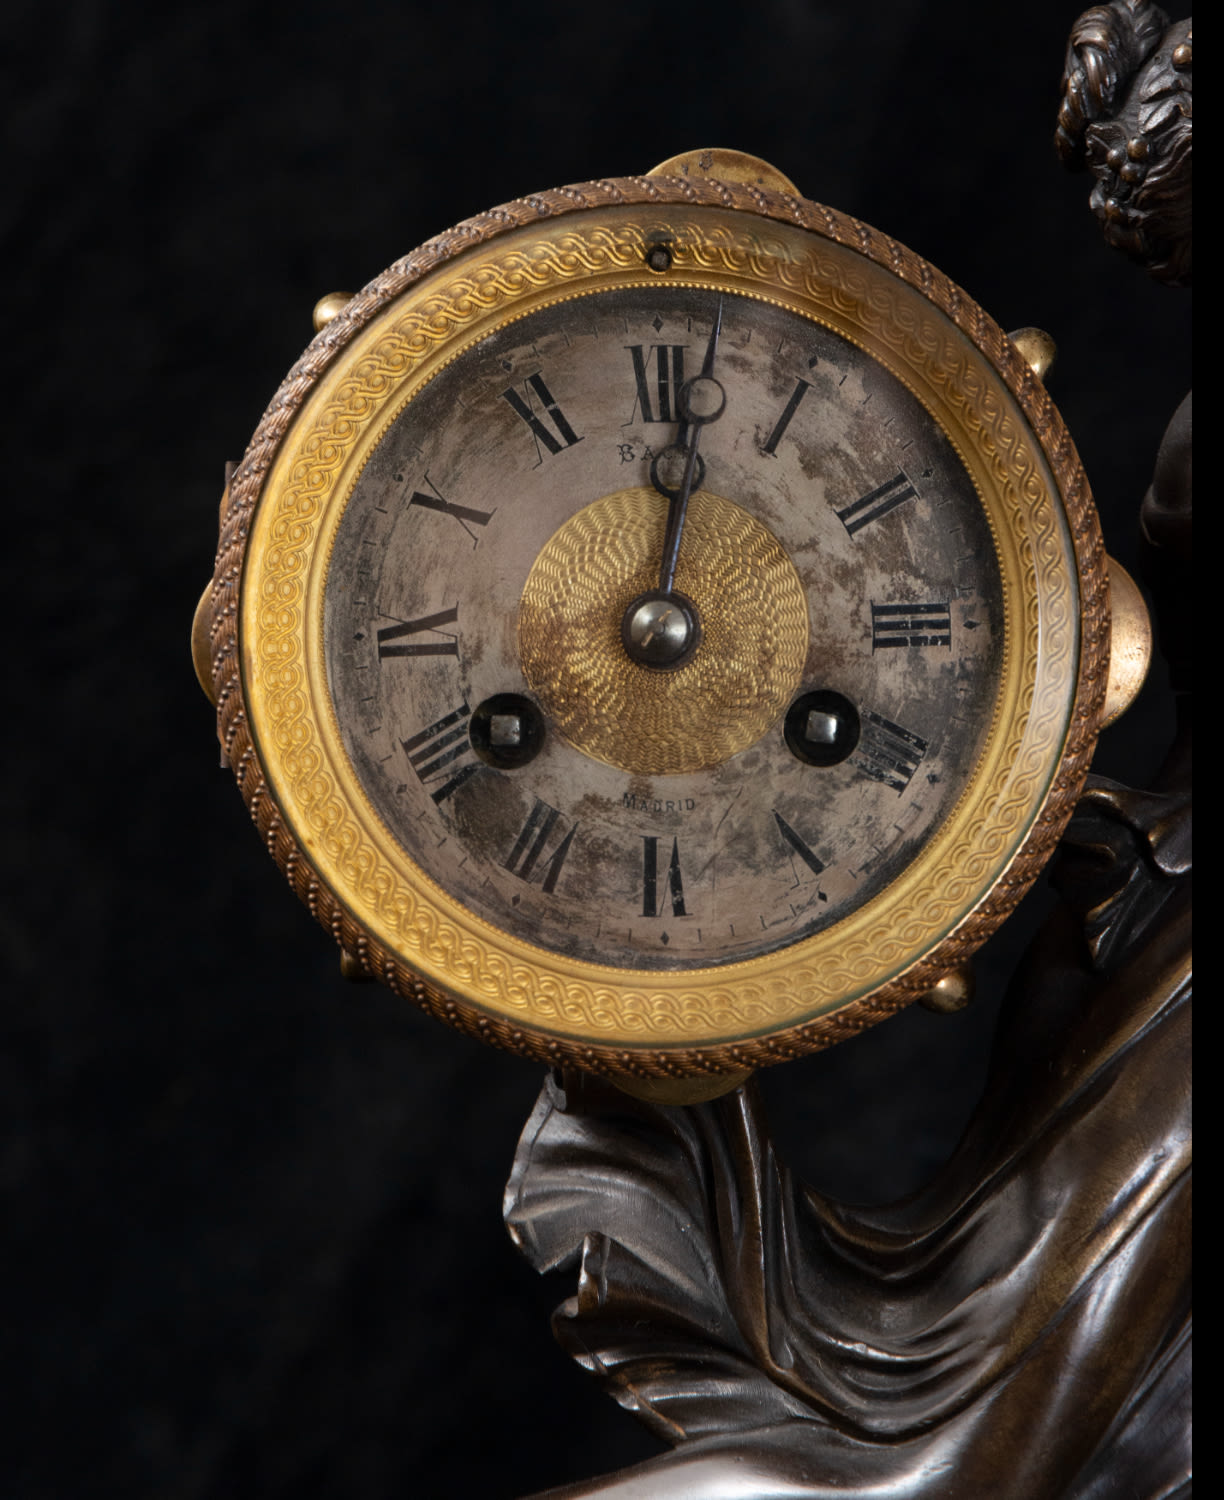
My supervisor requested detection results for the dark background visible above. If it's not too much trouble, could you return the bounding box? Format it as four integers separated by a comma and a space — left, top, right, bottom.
4, 2, 1190, 1497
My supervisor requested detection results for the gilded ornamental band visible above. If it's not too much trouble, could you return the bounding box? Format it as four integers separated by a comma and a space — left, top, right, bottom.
237, 204, 1081, 1050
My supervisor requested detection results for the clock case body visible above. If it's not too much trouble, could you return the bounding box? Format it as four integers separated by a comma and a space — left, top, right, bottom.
201, 175, 1108, 1087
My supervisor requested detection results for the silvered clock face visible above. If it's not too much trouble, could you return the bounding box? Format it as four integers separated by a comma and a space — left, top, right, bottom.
325, 286, 1004, 971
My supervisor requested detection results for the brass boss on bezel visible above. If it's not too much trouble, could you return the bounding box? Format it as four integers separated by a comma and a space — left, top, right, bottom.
211, 177, 1107, 1083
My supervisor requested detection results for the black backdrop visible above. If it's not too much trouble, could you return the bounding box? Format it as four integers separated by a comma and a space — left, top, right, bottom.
5, 3, 1190, 1497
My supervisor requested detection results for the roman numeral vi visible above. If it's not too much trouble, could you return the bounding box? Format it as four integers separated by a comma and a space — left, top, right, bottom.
642, 837, 688, 918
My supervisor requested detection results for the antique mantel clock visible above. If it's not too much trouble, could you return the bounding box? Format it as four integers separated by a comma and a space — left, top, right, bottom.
193, 148, 1146, 1100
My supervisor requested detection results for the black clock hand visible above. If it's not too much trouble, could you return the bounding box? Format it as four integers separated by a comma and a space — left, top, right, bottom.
622, 301, 727, 670
651, 298, 727, 593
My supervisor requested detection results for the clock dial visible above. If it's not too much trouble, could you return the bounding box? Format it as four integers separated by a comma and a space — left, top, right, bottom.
324, 288, 1004, 970
220, 179, 1103, 1078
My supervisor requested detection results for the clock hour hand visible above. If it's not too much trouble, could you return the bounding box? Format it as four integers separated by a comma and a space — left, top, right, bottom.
651, 297, 727, 594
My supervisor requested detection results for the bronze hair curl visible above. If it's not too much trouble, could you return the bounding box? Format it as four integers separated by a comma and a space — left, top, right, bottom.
1057, 4, 1191, 285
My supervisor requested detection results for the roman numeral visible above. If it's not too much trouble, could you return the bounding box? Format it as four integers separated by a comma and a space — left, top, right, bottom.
401, 702, 478, 804
835, 470, 917, 535
504, 799, 578, 894
773, 810, 825, 878
503, 373, 582, 462
626, 344, 687, 423
408, 481, 493, 542
760, 377, 812, 455
853, 710, 929, 794
870, 601, 951, 650
377, 606, 460, 660
642, 837, 688, 918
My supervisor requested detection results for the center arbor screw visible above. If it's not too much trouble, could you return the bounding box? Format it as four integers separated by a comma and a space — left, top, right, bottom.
621, 590, 702, 670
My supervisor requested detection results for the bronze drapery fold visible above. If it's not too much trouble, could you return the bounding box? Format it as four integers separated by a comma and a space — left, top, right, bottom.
506, 869, 1189, 1496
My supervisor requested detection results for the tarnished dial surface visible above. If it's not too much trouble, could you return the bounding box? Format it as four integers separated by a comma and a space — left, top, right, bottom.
325, 288, 1004, 971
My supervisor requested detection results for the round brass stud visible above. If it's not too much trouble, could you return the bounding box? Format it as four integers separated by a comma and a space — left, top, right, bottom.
1101, 555, 1153, 727
615, 1068, 754, 1105
312, 291, 353, 332
340, 948, 373, 982
1008, 327, 1058, 382
919, 963, 976, 1014
646, 147, 801, 198
191, 582, 217, 706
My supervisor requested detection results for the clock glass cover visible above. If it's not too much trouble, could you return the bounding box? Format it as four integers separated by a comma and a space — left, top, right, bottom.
218, 182, 1103, 1078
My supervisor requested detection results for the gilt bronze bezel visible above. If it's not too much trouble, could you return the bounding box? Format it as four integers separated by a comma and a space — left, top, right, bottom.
203, 179, 1108, 1083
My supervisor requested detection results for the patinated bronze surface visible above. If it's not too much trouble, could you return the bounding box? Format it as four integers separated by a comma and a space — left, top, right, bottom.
1056, 4, 1192, 286
504, 7, 1191, 1494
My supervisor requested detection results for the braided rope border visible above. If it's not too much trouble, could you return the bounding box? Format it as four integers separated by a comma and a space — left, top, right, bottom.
205, 177, 1107, 1082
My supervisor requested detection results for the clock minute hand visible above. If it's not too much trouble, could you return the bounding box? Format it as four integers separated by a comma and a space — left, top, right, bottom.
652, 298, 727, 594
623, 302, 727, 671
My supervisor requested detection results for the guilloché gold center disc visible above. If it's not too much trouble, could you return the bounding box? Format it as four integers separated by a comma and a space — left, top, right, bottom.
517, 486, 809, 775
